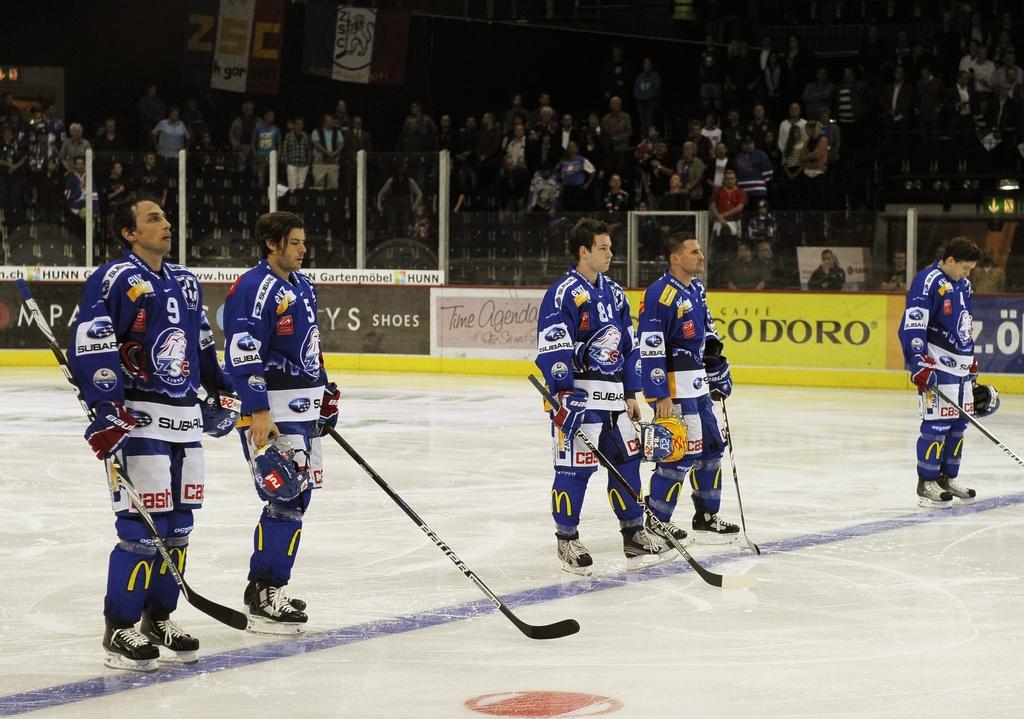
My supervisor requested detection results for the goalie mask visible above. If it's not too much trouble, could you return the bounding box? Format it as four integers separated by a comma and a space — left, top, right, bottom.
973, 384, 1000, 417
252, 440, 310, 504
640, 416, 688, 462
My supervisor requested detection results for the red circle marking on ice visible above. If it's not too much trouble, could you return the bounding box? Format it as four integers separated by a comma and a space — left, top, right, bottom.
464, 691, 623, 717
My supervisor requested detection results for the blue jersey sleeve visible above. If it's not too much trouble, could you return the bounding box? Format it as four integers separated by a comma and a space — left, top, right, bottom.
898, 268, 937, 365
223, 278, 276, 414
535, 278, 580, 394
616, 287, 641, 394
638, 282, 671, 399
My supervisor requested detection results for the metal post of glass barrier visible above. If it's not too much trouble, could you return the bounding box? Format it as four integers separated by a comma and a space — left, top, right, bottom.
438, 150, 450, 276
626, 210, 639, 288
905, 207, 917, 289
356, 149, 366, 269
178, 149, 187, 264
85, 148, 94, 264
268, 150, 278, 212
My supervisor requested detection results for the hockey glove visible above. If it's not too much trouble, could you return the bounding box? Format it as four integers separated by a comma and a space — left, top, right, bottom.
704, 355, 733, 401
552, 388, 588, 439
317, 382, 341, 436
573, 325, 624, 375
119, 340, 149, 382
969, 357, 979, 381
910, 354, 938, 391
201, 391, 241, 437
973, 384, 1000, 417
84, 401, 138, 459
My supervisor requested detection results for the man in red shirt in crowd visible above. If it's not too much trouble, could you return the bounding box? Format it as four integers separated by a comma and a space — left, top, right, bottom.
710, 168, 746, 241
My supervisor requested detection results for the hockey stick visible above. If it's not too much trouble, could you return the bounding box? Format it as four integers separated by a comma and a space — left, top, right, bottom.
720, 399, 761, 555
529, 375, 756, 590
324, 427, 580, 640
932, 386, 1024, 470
16, 279, 249, 631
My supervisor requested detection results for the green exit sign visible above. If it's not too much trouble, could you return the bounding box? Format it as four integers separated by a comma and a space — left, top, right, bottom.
983, 196, 1020, 216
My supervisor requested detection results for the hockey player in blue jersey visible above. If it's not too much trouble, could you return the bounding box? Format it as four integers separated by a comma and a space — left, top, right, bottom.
638, 235, 740, 543
68, 195, 237, 671
223, 211, 341, 632
536, 217, 670, 574
898, 237, 999, 508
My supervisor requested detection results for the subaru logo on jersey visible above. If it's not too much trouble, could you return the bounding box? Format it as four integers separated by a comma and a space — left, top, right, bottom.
301, 326, 322, 377
92, 367, 118, 391
238, 334, 258, 351
176, 275, 200, 310
650, 368, 666, 385
151, 328, 191, 386
130, 410, 153, 427
909, 309, 924, 321
939, 356, 957, 368
248, 375, 267, 392
911, 337, 924, 352
644, 334, 663, 347
544, 326, 567, 342
551, 362, 569, 380
289, 398, 312, 413
693, 377, 704, 389
957, 310, 973, 343
87, 319, 115, 339
586, 325, 622, 372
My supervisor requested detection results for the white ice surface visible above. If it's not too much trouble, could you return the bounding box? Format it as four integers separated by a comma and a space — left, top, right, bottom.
1, 368, 1023, 718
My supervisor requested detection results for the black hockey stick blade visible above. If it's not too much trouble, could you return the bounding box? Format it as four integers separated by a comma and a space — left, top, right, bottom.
325, 427, 580, 640
17, 279, 250, 631
529, 375, 756, 590
932, 386, 1024, 469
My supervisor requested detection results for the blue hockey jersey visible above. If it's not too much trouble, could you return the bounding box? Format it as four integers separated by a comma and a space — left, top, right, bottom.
898, 261, 975, 376
223, 259, 328, 421
637, 272, 720, 400
535, 267, 640, 411
68, 251, 227, 443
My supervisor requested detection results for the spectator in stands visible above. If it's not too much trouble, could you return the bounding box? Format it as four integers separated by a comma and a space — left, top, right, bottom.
0, 125, 27, 229
858, 26, 888, 89
726, 242, 767, 289
251, 108, 281, 189
137, 84, 165, 148
496, 155, 529, 212
892, 29, 913, 73
970, 249, 1006, 293
802, 67, 835, 122
704, 141, 733, 195
453, 115, 479, 191
503, 122, 527, 169
982, 83, 1019, 172
916, 65, 945, 150
474, 112, 503, 189
530, 92, 557, 128
700, 50, 724, 112
132, 151, 167, 206
229, 100, 257, 174
994, 50, 1023, 95
98, 161, 128, 232
503, 93, 530, 136
526, 164, 559, 215
28, 127, 61, 222
603, 172, 629, 227
634, 57, 662, 140
735, 135, 773, 207
437, 114, 454, 152
882, 66, 913, 139
746, 102, 772, 151
760, 51, 784, 120
63, 155, 92, 236
334, 99, 352, 132
580, 130, 606, 206
151, 107, 191, 161
603, 46, 629, 104
4, 108, 29, 150
709, 168, 746, 241
532, 106, 559, 140
658, 173, 688, 212
721, 109, 744, 156
558, 114, 577, 151
310, 114, 342, 190
807, 249, 846, 290
777, 102, 806, 156
397, 114, 434, 153
729, 40, 761, 113
755, 239, 786, 288
818, 107, 843, 205
783, 34, 811, 101
559, 141, 595, 211
40, 105, 65, 148
344, 114, 373, 154
700, 112, 722, 153
407, 203, 433, 243
800, 120, 829, 207
676, 140, 705, 210
747, 199, 778, 245
781, 124, 805, 208
526, 132, 558, 176
971, 44, 997, 108
59, 123, 91, 173
182, 98, 205, 138
92, 117, 128, 159
376, 161, 422, 237
448, 162, 467, 214
933, 12, 962, 82
635, 126, 659, 171
282, 116, 311, 192
601, 96, 632, 176
642, 142, 672, 209
684, 119, 711, 163
879, 249, 908, 291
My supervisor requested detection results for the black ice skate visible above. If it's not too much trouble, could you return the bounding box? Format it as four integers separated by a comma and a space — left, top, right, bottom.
247, 581, 308, 634
622, 527, 674, 570
103, 620, 159, 672
141, 609, 199, 664
645, 514, 688, 545
557, 536, 594, 576
916, 479, 954, 509
244, 578, 306, 611
938, 473, 976, 503
690, 497, 740, 544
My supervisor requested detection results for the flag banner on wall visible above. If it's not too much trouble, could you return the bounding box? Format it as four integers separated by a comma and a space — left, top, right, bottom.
181, 0, 286, 94
303, 3, 410, 85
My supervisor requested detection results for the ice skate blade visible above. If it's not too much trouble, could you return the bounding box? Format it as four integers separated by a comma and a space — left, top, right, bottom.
953, 495, 977, 505
624, 551, 678, 571
104, 652, 158, 672
246, 614, 307, 635
689, 531, 741, 545
917, 497, 954, 509
560, 562, 593, 577
157, 647, 198, 665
